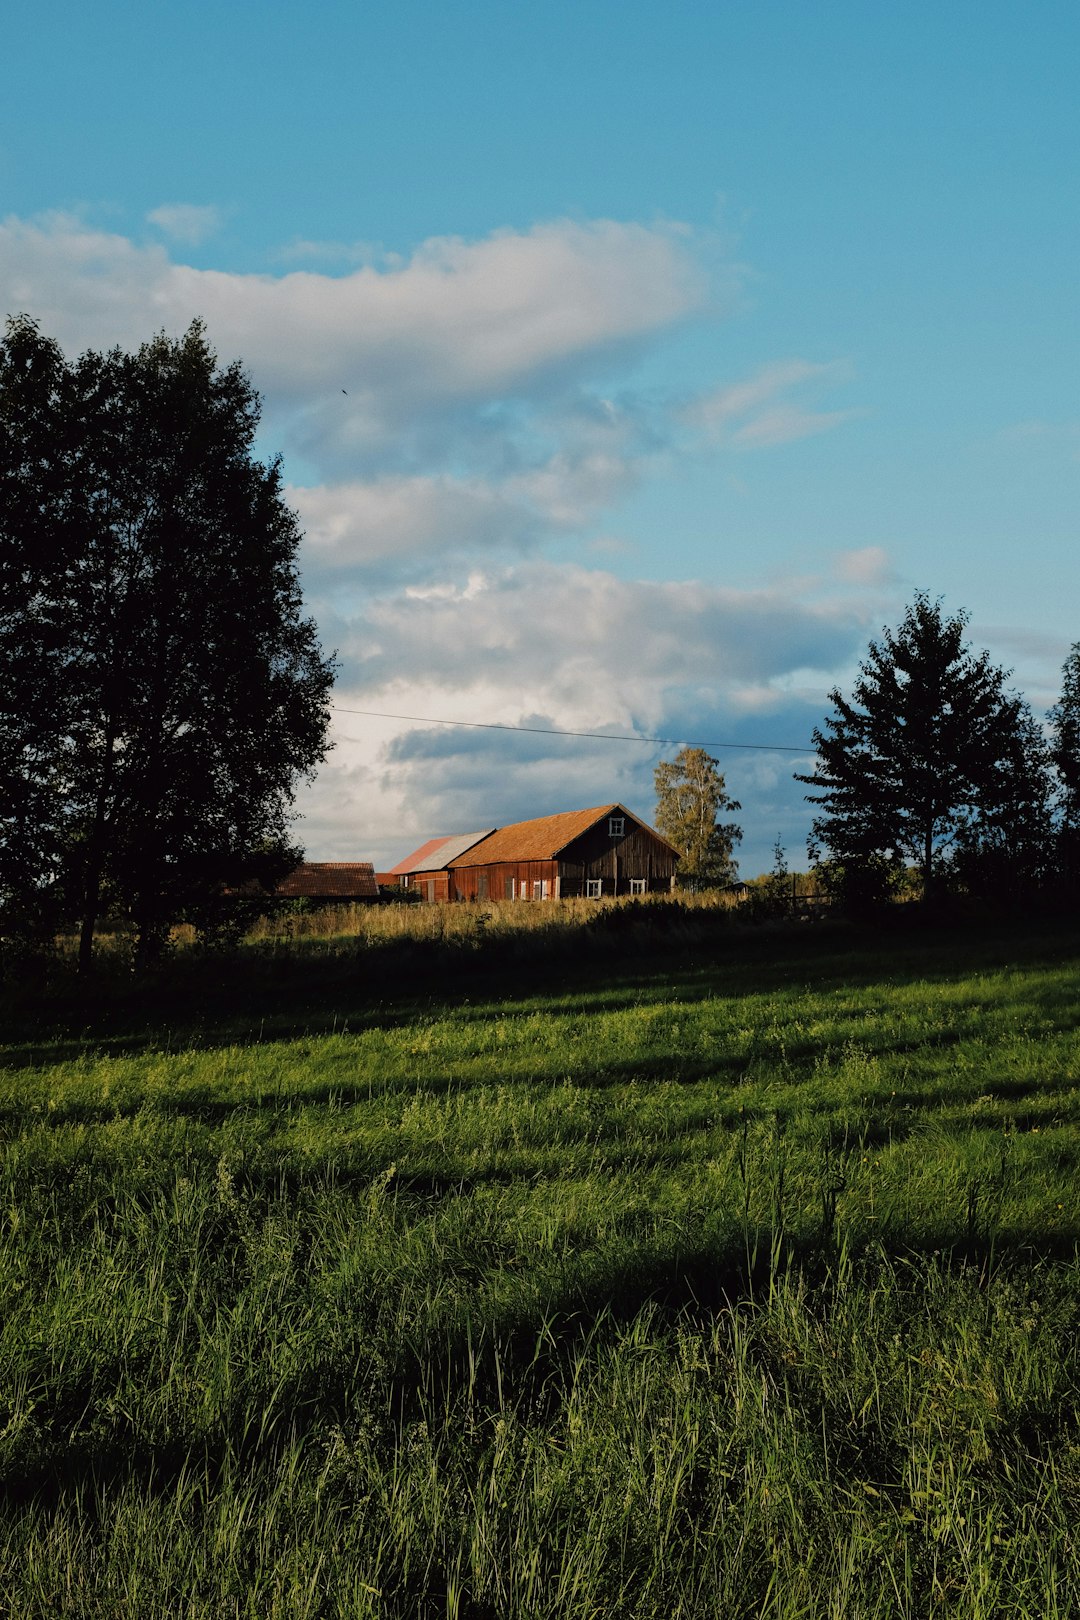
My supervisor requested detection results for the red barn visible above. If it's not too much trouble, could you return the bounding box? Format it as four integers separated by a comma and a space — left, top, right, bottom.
386, 830, 496, 903
447, 804, 679, 901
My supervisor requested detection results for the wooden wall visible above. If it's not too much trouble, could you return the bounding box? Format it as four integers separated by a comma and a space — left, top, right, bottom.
450, 860, 560, 901
403, 870, 454, 902
450, 821, 678, 900
410, 816, 679, 902
556, 818, 679, 895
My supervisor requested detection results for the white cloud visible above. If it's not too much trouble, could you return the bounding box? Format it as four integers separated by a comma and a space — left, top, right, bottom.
294, 474, 541, 573
832, 545, 893, 586
0, 205, 879, 875
341, 562, 868, 704
730, 404, 860, 449
0, 212, 707, 433
686, 359, 860, 451
146, 203, 222, 246
692, 360, 829, 428
291, 439, 647, 581
294, 559, 880, 869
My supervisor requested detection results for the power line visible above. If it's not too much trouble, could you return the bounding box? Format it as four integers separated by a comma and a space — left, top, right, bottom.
330, 706, 812, 754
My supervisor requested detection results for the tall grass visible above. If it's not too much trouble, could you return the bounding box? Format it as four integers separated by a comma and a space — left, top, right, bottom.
2, 916, 1079, 1614
246, 888, 747, 942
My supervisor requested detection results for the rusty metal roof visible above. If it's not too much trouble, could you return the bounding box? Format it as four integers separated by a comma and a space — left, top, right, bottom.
448, 805, 658, 866
275, 862, 379, 899
389, 830, 495, 876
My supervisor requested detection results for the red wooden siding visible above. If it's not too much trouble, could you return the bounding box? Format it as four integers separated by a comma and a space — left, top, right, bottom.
447, 809, 679, 900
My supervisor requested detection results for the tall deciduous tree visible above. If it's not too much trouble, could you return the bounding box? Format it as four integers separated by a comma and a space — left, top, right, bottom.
0, 315, 336, 966
0, 318, 82, 945
653, 746, 741, 888
797, 593, 1044, 903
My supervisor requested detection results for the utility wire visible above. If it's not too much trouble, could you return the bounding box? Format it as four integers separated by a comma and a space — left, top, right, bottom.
330, 706, 812, 754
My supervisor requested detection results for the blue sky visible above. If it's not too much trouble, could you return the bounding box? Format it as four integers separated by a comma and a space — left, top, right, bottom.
5, 0, 1078, 872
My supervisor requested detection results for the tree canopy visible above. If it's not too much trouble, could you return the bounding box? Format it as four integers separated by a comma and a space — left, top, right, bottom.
653, 746, 741, 888
0, 315, 336, 965
797, 593, 1048, 903
1048, 643, 1080, 889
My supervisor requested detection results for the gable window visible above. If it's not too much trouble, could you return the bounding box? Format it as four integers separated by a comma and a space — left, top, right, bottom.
608, 816, 625, 838
629, 878, 646, 895
586, 879, 602, 899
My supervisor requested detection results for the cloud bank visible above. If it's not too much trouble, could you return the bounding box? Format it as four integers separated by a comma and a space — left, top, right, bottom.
0, 212, 704, 429
0, 208, 874, 871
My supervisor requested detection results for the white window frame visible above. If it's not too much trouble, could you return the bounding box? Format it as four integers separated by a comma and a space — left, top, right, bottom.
532, 881, 543, 900
629, 878, 646, 895
586, 879, 602, 899
608, 816, 625, 838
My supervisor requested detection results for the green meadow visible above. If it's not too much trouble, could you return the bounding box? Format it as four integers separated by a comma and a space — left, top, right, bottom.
2, 908, 1080, 1617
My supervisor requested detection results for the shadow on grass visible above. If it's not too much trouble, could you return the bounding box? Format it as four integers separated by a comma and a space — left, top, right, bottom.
4, 1052, 1079, 1157
4, 913, 1080, 1072
4, 1220, 1078, 1515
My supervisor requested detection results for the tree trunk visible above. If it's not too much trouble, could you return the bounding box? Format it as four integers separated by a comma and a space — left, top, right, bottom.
77, 723, 116, 974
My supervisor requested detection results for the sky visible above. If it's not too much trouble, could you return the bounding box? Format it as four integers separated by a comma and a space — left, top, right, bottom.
4, 0, 1078, 875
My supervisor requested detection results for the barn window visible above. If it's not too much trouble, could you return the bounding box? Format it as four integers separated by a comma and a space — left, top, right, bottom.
532, 881, 543, 899
608, 816, 625, 838
586, 879, 602, 899
477, 873, 489, 900
505, 877, 515, 899
629, 878, 646, 895
424, 880, 435, 902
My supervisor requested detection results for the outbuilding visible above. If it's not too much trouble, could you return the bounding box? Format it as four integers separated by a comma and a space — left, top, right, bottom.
273, 862, 380, 902
447, 804, 679, 900
386, 831, 496, 903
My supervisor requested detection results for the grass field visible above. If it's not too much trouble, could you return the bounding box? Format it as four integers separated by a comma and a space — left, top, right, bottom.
2, 907, 1079, 1616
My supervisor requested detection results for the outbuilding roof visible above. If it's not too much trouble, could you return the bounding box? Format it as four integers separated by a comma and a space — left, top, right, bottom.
448, 805, 665, 866
275, 862, 379, 899
388, 830, 496, 876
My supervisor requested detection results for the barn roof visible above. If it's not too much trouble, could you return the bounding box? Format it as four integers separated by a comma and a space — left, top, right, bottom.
388, 831, 495, 876
275, 862, 379, 899
448, 804, 669, 866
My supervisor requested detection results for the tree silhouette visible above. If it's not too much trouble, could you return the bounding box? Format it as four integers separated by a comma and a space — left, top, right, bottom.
798, 593, 1042, 903
1048, 643, 1080, 890
0, 316, 335, 966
